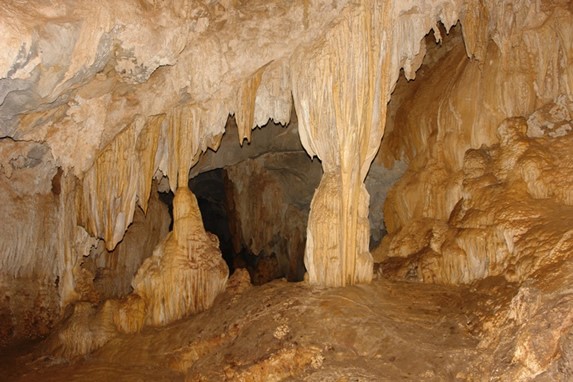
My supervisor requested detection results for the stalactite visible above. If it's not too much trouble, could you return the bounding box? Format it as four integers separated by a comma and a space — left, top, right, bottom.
165, 103, 226, 191
167, 105, 195, 191
460, 0, 489, 60
135, 115, 165, 213
79, 117, 161, 251
235, 66, 266, 144
253, 61, 293, 127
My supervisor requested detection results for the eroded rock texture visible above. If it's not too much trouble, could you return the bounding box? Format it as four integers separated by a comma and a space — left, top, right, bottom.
1, 0, 573, 380
381, 116, 573, 285
0, 138, 83, 344
132, 187, 228, 326
378, 1, 573, 284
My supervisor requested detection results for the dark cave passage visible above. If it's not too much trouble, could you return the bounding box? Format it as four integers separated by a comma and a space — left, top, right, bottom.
188, 168, 236, 273
188, 166, 310, 286
180, 115, 324, 285
157, 189, 175, 231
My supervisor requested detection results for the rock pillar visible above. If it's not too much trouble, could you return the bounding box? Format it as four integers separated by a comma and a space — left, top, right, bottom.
291, 1, 393, 286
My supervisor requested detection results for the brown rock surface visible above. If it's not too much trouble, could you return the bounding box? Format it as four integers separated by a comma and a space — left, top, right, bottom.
1, 0, 573, 380
2, 277, 481, 381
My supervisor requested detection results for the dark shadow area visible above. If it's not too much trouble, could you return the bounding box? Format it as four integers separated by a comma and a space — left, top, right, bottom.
158, 189, 175, 231
188, 168, 235, 272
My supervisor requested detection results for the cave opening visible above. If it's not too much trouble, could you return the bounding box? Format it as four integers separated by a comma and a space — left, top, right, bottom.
157, 188, 175, 231
187, 114, 323, 285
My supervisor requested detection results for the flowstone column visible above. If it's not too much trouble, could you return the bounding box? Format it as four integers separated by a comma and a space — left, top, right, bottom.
291, 0, 393, 286
304, 173, 373, 286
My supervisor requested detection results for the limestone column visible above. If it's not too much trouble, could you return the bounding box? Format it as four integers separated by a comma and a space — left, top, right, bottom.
291, 1, 393, 286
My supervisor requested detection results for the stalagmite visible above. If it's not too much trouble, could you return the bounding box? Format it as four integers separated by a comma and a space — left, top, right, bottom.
132, 187, 228, 326
129, 103, 228, 326
2, 0, 573, 380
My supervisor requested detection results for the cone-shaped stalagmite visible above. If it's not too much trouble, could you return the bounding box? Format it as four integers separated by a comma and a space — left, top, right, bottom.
132, 187, 228, 326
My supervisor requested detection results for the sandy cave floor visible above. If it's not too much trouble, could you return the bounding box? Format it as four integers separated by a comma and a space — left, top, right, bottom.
0, 271, 518, 381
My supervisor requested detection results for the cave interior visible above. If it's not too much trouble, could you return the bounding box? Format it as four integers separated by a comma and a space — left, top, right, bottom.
1, 0, 573, 380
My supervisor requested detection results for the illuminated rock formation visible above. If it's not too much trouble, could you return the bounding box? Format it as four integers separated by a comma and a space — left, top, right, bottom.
0, 0, 468, 300
378, 1, 573, 288
1, 0, 573, 379
40, 186, 227, 356
380, 116, 573, 284
132, 187, 228, 326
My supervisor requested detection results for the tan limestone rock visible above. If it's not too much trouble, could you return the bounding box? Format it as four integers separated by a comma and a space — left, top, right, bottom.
132, 187, 228, 326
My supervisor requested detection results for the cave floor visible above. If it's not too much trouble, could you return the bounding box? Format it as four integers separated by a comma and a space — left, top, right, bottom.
1, 272, 517, 381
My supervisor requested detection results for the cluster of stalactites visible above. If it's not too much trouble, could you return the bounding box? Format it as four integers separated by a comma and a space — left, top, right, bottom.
78, 58, 294, 252
77, 104, 227, 251
78, 0, 483, 287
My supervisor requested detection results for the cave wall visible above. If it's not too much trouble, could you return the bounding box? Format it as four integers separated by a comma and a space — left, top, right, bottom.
0, 139, 96, 344
0, 138, 170, 344
0, 140, 61, 343
377, 1, 573, 284
3, 0, 573, 356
